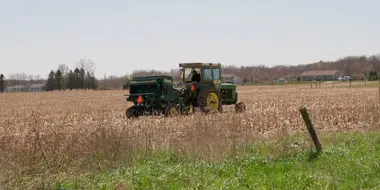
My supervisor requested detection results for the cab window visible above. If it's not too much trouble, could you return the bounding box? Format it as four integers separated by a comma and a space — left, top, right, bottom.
203, 68, 213, 80
212, 68, 220, 80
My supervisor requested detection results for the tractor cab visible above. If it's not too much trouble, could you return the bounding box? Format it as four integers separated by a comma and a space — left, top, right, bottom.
178, 63, 223, 112
179, 63, 222, 85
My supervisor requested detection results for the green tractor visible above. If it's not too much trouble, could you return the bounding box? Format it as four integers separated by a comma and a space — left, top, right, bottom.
124, 63, 246, 118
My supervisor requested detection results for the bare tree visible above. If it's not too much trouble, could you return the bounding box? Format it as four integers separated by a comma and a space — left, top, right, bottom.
35, 75, 42, 83
76, 59, 96, 74
57, 64, 70, 90
58, 63, 70, 75
169, 69, 181, 81
28, 74, 35, 84
21, 73, 28, 82
8, 74, 16, 85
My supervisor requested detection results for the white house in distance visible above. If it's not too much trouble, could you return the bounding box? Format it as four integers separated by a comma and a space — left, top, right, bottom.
221, 73, 245, 84
6, 85, 25, 92
27, 84, 46, 92
299, 70, 343, 81
5, 84, 46, 93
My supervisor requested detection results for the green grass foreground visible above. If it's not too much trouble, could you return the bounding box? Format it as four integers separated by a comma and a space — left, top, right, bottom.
52, 131, 380, 189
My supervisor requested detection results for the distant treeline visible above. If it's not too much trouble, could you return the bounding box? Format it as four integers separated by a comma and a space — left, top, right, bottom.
125, 54, 380, 84
45, 68, 98, 91
1, 54, 380, 92
220, 54, 380, 83
45, 59, 98, 91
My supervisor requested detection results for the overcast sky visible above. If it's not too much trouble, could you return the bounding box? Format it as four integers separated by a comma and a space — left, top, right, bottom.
1, 0, 380, 78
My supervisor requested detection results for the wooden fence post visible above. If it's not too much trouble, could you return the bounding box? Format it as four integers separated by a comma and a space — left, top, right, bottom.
349, 80, 352, 87
299, 106, 322, 153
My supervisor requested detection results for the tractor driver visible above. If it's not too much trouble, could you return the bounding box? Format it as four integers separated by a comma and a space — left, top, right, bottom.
190, 70, 201, 83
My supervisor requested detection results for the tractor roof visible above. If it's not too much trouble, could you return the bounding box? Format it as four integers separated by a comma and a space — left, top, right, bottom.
179, 62, 221, 68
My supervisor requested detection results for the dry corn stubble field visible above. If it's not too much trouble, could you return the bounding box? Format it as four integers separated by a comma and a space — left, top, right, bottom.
1, 82, 380, 187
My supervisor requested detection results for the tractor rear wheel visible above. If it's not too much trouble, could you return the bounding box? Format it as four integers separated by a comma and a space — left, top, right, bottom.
164, 103, 179, 117
197, 89, 223, 113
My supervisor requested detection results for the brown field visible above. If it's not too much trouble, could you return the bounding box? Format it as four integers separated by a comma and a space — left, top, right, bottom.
1, 82, 380, 188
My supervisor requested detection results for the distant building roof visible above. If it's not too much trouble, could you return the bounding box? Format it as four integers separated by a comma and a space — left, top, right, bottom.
300, 70, 341, 76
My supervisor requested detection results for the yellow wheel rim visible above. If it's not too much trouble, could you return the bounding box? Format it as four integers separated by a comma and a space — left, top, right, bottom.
206, 92, 220, 111
189, 104, 194, 113
170, 106, 178, 116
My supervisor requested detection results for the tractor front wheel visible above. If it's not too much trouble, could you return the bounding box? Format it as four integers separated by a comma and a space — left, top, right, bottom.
197, 89, 223, 113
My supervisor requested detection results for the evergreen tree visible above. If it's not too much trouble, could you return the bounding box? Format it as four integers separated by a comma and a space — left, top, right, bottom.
369, 70, 374, 81
61, 74, 67, 91
46, 70, 55, 91
0, 74, 5, 93
86, 71, 92, 90
55, 69, 62, 91
74, 68, 80, 90
374, 71, 378, 80
68, 70, 74, 90
79, 68, 85, 90
90, 75, 98, 89
83, 71, 97, 90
